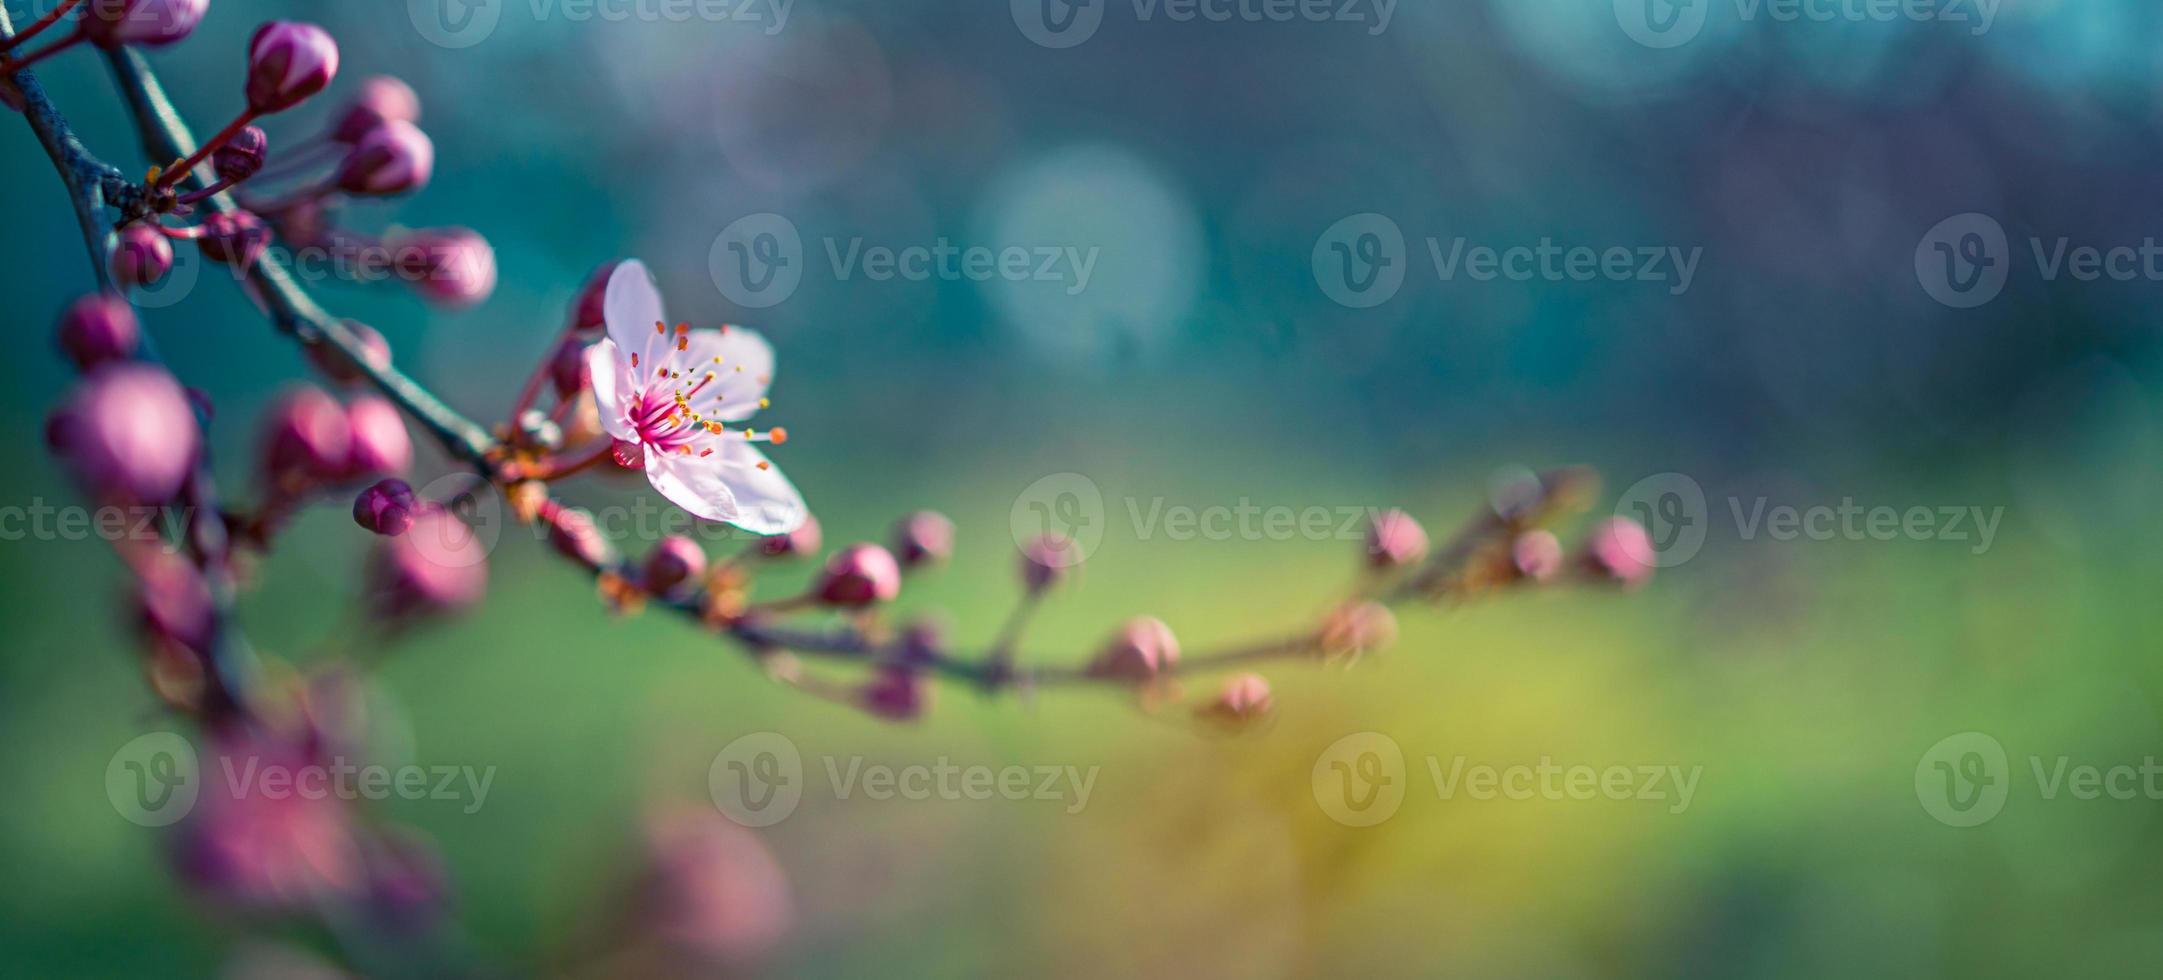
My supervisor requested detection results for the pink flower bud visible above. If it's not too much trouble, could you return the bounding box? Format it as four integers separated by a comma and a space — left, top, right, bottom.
353, 478, 417, 536
136, 551, 214, 653
82, 0, 208, 49
246, 22, 340, 115
1580, 518, 1655, 589
547, 507, 614, 567
549, 338, 590, 399
330, 76, 420, 144
215, 126, 269, 183
56, 293, 140, 370
258, 386, 350, 493
635, 805, 794, 967
197, 210, 270, 269
343, 396, 411, 478
306, 321, 391, 384
1199, 673, 1273, 725
643, 535, 706, 595
1019, 533, 1078, 594
570, 261, 619, 333
1364, 508, 1429, 569
109, 223, 173, 289
56, 364, 199, 503
860, 666, 928, 721
387, 227, 495, 307
1510, 530, 1564, 582
333, 120, 432, 197
890, 510, 954, 568
815, 543, 901, 607
370, 505, 488, 617
1320, 601, 1397, 660
1088, 616, 1179, 682
758, 514, 821, 558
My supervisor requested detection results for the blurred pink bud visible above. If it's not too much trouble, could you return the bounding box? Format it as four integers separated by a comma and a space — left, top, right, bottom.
570, 261, 619, 333
330, 76, 420, 144
387, 227, 495, 308
258, 386, 350, 493
196, 210, 270, 269
306, 321, 391, 384
546, 506, 614, 567
860, 666, 928, 721
815, 543, 901, 607
343, 396, 411, 478
352, 478, 416, 536
758, 514, 821, 558
57, 364, 198, 503
83, 0, 207, 49
333, 120, 431, 197
1364, 508, 1428, 569
1019, 533, 1075, 593
136, 551, 214, 653
109, 223, 173, 289
56, 293, 140, 370
370, 506, 488, 617
1200, 673, 1273, 725
890, 510, 954, 568
246, 22, 340, 114
549, 338, 590, 399
1088, 616, 1179, 682
1580, 517, 1655, 589
214, 126, 268, 183
643, 535, 706, 595
173, 736, 359, 911
1321, 601, 1397, 660
1511, 530, 1564, 582
635, 805, 794, 966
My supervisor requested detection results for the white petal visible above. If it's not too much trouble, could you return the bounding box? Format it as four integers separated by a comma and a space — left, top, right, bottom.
603, 259, 668, 359
676, 327, 776, 423
643, 448, 743, 524
584, 340, 638, 442
707, 439, 807, 534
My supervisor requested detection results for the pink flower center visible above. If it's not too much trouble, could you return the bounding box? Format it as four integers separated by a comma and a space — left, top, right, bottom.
623, 322, 786, 465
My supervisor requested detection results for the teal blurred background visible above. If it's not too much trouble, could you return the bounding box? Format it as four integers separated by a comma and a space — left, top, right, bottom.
5, 0, 2163, 975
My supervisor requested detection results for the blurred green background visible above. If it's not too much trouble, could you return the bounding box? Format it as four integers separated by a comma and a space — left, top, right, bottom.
5, 0, 2163, 976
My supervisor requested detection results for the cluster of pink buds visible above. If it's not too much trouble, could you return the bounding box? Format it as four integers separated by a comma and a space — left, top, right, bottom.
51, 15, 496, 310
0, 0, 208, 84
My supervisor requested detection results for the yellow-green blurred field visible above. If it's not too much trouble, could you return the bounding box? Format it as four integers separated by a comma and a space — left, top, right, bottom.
6, 429, 2160, 978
